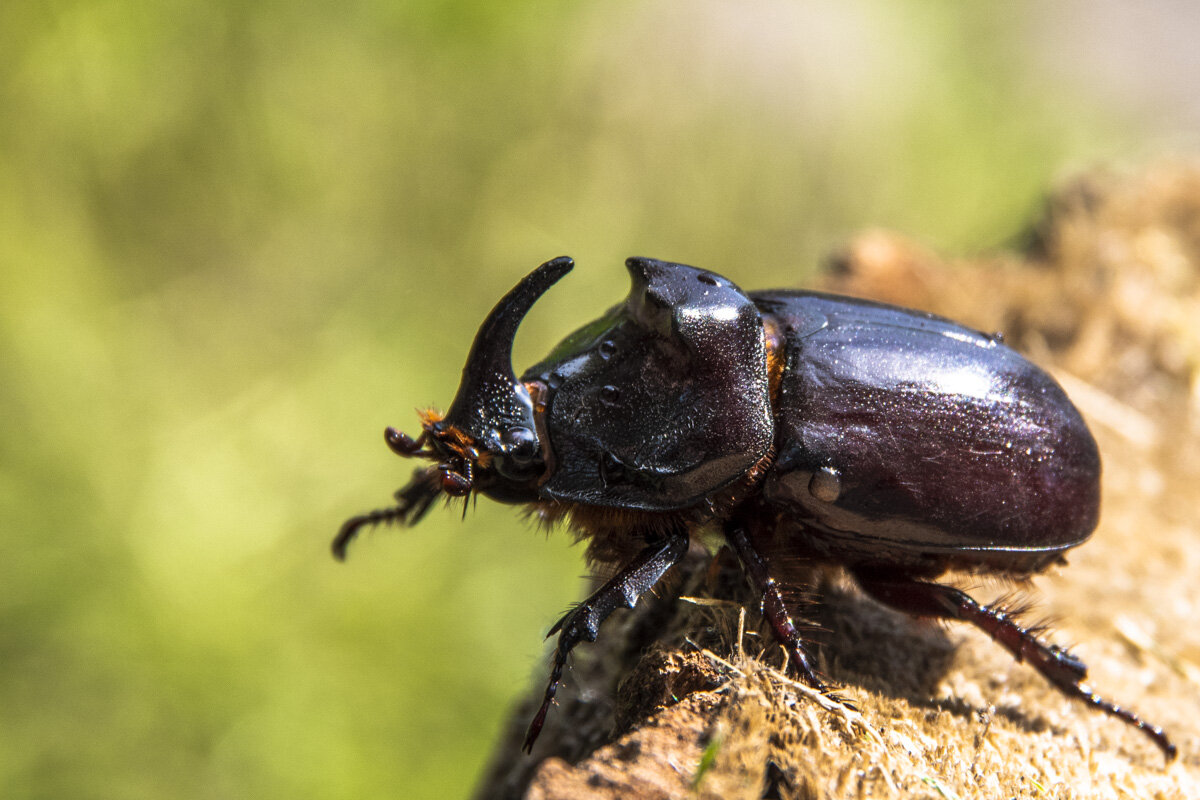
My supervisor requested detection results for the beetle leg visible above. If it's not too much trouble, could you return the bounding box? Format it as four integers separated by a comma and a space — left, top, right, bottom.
522, 529, 690, 753
725, 522, 824, 689
331, 468, 442, 560
852, 569, 1176, 761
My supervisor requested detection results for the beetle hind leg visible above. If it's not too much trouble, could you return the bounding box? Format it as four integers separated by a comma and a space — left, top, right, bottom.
522, 529, 690, 753
852, 568, 1175, 761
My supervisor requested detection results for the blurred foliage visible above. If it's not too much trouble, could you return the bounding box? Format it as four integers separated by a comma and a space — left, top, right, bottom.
0, 1, 1190, 798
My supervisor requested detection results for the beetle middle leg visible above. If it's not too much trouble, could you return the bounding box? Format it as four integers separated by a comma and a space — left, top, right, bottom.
724, 521, 824, 689
851, 567, 1176, 760
522, 528, 690, 753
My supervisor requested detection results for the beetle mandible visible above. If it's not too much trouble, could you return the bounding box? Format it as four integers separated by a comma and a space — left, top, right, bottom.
334, 256, 1175, 760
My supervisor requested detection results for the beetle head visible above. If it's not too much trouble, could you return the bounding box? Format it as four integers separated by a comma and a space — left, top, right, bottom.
333, 257, 572, 559
402, 261, 573, 480
429, 255, 573, 488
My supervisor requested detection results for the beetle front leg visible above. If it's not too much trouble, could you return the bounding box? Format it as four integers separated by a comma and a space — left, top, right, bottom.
725, 522, 824, 689
522, 529, 690, 753
852, 568, 1176, 761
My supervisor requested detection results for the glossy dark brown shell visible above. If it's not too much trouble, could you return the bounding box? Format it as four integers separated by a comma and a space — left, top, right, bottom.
754, 290, 1100, 572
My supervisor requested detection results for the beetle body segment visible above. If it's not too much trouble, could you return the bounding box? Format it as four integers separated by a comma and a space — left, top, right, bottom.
523, 258, 773, 511
753, 291, 1100, 573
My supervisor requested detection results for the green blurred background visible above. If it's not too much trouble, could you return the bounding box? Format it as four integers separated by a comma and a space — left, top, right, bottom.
2, 2, 1197, 798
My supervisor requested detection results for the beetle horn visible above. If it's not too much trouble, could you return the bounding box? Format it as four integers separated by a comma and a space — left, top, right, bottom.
443, 256, 574, 459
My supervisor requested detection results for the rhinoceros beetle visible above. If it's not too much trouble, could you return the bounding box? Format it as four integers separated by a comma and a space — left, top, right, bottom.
335, 256, 1175, 760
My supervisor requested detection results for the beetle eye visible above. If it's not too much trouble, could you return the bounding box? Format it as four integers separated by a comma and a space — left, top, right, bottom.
599, 385, 620, 406
501, 426, 538, 464
598, 340, 617, 359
